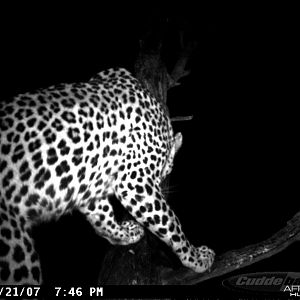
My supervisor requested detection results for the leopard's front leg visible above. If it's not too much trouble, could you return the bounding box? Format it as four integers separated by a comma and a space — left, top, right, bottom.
79, 197, 144, 246
115, 181, 215, 273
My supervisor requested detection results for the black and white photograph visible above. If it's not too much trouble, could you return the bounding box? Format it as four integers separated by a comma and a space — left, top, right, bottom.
0, 4, 299, 299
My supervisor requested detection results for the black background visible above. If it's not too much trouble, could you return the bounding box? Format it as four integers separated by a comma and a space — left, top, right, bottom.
1, 3, 299, 298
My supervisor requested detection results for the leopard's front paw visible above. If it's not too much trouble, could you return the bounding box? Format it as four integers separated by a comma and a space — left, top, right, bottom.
183, 245, 215, 273
121, 220, 144, 244
195, 245, 215, 272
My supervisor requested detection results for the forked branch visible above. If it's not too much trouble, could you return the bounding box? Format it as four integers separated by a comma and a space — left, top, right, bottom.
169, 31, 197, 89
135, 29, 197, 106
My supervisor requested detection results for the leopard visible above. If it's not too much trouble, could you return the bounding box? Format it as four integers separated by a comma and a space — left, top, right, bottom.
0, 68, 214, 284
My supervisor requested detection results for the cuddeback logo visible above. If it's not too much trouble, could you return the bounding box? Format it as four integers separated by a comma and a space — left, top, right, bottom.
222, 272, 300, 296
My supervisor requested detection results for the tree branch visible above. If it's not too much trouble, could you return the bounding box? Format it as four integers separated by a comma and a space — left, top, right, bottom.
171, 115, 193, 122
160, 211, 300, 285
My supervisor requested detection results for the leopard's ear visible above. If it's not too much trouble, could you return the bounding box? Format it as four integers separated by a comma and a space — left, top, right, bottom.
174, 132, 183, 154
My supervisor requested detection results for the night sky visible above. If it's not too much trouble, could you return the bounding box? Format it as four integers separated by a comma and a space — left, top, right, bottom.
1, 4, 299, 297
